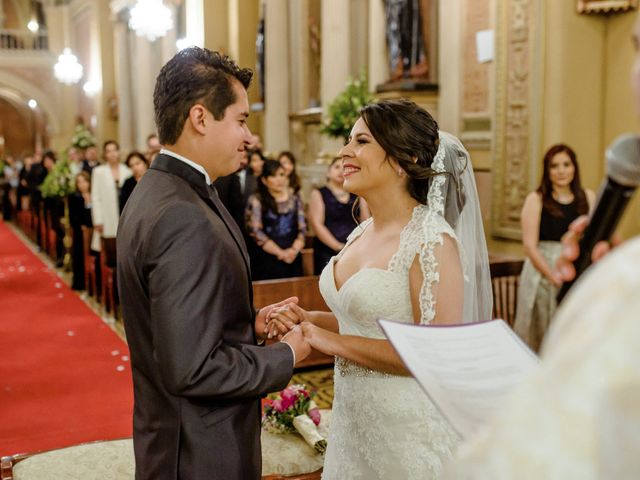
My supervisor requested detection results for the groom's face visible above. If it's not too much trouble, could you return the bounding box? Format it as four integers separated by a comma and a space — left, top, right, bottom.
204, 79, 252, 178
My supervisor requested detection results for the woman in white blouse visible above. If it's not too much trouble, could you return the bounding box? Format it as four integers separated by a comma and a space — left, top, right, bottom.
90, 140, 131, 251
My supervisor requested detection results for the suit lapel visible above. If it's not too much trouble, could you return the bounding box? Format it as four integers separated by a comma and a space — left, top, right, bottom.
207, 184, 250, 268
150, 154, 251, 274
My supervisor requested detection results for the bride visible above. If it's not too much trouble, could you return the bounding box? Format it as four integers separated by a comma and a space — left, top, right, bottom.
267, 99, 492, 479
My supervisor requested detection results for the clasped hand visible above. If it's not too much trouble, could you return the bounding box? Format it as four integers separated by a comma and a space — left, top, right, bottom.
264, 302, 310, 340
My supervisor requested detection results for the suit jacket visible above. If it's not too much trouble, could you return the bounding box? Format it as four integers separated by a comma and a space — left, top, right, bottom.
91, 163, 131, 250
117, 154, 294, 480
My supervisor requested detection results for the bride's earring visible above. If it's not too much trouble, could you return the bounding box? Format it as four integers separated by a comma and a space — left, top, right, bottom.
397, 168, 405, 177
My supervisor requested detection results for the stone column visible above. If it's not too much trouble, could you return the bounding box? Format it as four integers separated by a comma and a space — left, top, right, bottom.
113, 20, 134, 153
288, 0, 310, 112
320, 0, 351, 155
93, 0, 118, 143
368, 0, 388, 92
185, 0, 205, 47
264, 0, 290, 152
132, 35, 157, 150
437, 0, 462, 135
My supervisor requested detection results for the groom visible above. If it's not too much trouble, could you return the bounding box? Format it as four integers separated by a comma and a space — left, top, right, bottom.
117, 47, 310, 480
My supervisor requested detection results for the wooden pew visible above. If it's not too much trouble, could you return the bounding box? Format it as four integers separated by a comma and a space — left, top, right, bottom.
81, 226, 98, 300
489, 259, 524, 328
253, 276, 333, 369
100, 237, 119, 319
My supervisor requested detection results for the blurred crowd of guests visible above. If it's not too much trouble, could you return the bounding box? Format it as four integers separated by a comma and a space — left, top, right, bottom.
2, 132, 371, 290
0, 134, 159, 290
215, 141, 369, 281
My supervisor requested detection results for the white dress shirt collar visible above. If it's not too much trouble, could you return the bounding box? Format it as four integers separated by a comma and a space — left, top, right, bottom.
160, 148, 212, 185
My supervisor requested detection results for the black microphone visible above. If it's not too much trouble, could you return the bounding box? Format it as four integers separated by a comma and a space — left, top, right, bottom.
557, 134, 640, 303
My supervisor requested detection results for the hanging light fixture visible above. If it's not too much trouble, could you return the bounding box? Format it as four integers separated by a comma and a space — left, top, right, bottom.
129, 0, 173, 42
27, 19, 39, 33
53, 48, 84, 85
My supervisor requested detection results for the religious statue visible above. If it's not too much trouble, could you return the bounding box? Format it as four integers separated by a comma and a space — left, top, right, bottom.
384, 0, 432, 81
256, 11, 265, 103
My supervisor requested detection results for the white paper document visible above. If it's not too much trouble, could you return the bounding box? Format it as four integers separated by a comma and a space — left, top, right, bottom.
379, 319, 538, 439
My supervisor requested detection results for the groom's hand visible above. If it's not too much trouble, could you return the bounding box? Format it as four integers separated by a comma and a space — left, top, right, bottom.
254, 296, 299, 341
266, 303, 309, 340
281, 326, 311, 366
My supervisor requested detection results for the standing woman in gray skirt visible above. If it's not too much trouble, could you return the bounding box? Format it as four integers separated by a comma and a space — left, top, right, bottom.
514, 144, 595, 351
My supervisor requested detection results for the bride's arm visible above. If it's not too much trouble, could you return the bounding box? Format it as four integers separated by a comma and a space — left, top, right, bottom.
411, 233, 463, 326
300, 325, 409, 375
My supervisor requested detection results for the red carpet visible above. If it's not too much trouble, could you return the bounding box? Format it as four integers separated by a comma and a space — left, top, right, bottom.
0, 220, 133, 456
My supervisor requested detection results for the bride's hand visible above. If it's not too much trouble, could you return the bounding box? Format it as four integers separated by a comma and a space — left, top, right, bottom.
300, 321, 333, 354
266, 303, 310, 340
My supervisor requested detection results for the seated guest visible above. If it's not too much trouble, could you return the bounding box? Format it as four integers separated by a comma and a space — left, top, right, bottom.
246, 159, 307, 280
119, 151, 149, 211
68, 171, 94, 290
308, 157, 369, 274
278, 150, 301, 194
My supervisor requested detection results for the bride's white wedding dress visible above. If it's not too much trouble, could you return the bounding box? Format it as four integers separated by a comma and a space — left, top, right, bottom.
318, 205, 460, 480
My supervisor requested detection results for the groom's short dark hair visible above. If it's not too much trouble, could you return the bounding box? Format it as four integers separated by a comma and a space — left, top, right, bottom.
153, 47, 253, 145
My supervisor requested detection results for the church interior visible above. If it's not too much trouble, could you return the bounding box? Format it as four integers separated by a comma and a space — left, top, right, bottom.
1, 0, 640, 478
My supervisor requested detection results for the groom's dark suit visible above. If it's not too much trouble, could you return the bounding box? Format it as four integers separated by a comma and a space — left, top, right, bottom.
117, 153, 294, 480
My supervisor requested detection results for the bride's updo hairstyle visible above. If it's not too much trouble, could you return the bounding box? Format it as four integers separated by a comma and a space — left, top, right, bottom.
360, 99, 439, 205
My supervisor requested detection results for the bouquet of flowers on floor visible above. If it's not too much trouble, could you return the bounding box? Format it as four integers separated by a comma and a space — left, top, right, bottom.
262, 384, 327, 454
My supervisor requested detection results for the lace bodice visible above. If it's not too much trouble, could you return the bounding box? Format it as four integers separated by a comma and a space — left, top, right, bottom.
320, 204, 458, 338
318, 204, 460, 479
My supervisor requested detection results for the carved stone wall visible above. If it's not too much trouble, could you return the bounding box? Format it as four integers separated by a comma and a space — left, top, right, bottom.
462, 0, 490, 115
491, 0, 543, 239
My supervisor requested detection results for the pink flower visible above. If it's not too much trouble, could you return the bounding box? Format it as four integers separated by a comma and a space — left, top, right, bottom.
272, 399, 284, 413
282, 395, 296, 410
281, 388, 298, 410
308, 408, 321, 426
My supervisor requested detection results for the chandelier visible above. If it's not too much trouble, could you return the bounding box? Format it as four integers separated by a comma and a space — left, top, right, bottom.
129, 0, 173, 42
53, 48, 83, 85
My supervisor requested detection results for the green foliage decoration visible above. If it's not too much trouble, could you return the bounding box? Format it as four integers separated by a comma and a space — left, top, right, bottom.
40, 155, 76, 198
70, 123, 96, 150
320, 72, 374, 142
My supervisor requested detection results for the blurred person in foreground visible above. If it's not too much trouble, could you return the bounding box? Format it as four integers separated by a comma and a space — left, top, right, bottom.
447, 14, 640, 479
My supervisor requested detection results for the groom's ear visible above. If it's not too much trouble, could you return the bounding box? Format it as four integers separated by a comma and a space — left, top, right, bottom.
187, 103, 208, 136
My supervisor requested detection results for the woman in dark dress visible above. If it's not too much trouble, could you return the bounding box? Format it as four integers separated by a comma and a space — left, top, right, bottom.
68, 171, 94, 290
514, 144, 595, 351
119, 151, 149, 212
308, 157, 370, 274
245, 159, 307, 280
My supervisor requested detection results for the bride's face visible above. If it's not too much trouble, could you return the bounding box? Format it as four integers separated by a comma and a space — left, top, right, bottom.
339, 118, 397, 197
